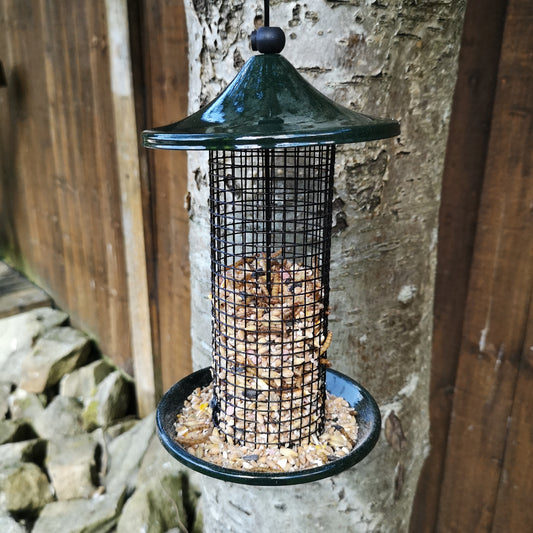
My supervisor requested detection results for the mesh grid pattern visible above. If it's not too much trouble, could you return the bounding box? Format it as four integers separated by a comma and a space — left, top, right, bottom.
209, 146, 335, 446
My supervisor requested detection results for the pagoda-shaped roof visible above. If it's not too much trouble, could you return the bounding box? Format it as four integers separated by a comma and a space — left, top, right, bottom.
143, 54, 400, 151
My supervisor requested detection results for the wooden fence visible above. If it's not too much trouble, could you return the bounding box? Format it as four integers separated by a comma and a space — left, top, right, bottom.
0, 1, 135, 371
411, 0, 533, 530
0, 0, 191, 414
1, 0, 532, 530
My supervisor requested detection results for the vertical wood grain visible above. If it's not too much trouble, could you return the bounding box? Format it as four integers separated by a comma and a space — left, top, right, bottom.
105, 0, 155, 415
491, 310, 533, 532
486, 1, 533, 529
0, 1, 132, 370
436, 0, 533, 529
409, 0, 508, 530
135, 0, 192, 392
1, 0, 190, 404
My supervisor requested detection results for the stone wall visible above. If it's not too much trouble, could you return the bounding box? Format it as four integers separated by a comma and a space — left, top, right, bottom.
0, 307, 200, 533
185, 1, 466, 531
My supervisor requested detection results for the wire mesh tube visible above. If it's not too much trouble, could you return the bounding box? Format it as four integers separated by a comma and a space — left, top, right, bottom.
209, 146, 336, 446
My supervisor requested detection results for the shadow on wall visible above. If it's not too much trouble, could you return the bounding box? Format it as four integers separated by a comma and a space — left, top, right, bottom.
0, 63, 24, 262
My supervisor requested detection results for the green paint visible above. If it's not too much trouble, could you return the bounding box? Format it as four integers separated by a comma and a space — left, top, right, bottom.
143, 54, 399, 150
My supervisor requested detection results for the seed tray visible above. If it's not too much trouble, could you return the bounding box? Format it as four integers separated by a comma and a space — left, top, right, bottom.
156, 367, 381, 486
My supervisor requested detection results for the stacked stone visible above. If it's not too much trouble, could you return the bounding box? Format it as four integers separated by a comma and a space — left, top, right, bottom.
0, 307, 201, 533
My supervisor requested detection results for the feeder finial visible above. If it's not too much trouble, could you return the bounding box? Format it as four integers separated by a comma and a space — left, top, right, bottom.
251, 0, 286, 54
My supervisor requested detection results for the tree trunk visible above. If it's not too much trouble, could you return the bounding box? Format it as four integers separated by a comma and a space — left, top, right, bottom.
184, 1, 466, 531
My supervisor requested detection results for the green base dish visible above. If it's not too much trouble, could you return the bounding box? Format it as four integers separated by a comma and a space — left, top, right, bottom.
156, 367, 381, 486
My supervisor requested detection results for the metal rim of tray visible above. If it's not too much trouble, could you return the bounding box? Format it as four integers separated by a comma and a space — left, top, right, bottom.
156, 366, 381, 486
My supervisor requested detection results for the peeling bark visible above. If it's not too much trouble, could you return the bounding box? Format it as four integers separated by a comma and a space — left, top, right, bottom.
185, 1, 466, 530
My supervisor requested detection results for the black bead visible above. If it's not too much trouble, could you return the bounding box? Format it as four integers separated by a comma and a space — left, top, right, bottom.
251, 26, 286, 54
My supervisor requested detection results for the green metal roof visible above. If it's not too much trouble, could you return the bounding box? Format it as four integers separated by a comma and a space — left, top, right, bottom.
142, 54, 400, 151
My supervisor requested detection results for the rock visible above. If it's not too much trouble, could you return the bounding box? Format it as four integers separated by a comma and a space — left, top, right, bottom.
0, 462, 53, 513
0, 439, 47, 468
60, 359, 114, 401
105, 413, 155, 496
185, 473, 203, 533
135, 434, 186, 487
32, 489, 126, 533
46, 434, 99, 500
191, 509, 203, 533
116, 435, 192, 533
82, 371, 132, 430
8, 388, 46, 421
0, 512, 26, 533
116, 470, 187, 533
0, 308, 69, 363
0, 382, 11, 419
104, 417, 138, 441
0, 420, 37, 445
19, 327, 90, 393
0, 308, 68, 385
32, 396, 84, 440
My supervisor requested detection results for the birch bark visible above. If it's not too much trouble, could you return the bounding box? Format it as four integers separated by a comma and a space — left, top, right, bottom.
184, 1, 465, 530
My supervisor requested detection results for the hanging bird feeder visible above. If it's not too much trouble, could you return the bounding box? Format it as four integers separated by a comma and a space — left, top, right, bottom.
145, 1, 399, 486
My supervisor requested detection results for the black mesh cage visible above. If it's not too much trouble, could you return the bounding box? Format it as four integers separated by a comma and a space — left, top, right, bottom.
209, 146, 336, 446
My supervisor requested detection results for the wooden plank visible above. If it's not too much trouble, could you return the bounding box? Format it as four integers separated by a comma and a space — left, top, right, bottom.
489, 1, 533, 529
491, 309, 533, 532
39, 0, 133, 370
126, 0, 162, 396
40, 1, 97, 344
0, 0, 50, 281
0, 261, 52, 318
409, 0, 508, 531
0, 1, 133, 371
105, 0, 155, 415
136, 0, 192, 392
436, 0, 533, 529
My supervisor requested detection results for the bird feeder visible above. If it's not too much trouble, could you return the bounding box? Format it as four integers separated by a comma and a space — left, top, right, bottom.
146, 2, 399, 485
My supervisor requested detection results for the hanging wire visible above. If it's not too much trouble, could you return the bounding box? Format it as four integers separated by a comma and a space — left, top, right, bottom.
264, 0, 270, 27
